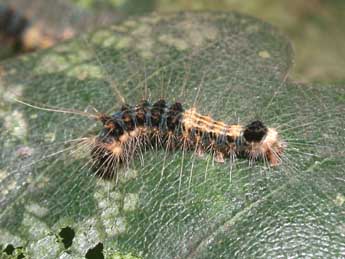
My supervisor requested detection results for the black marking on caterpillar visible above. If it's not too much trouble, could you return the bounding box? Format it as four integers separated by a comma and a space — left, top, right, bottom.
90, 99, 285, 179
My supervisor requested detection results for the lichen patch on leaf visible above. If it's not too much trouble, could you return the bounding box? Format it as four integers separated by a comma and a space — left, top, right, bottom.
24, 202, 49, 218
258, 50, 271, 58
28, 235, 62, 259
4, 110, 27, 140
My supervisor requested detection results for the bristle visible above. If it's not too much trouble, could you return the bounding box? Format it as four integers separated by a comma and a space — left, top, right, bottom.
14, 98, 100, 119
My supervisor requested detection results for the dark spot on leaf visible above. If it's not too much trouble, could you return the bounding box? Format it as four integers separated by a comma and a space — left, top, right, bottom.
17, 252, 25, 259
85, 243, 104, 259
3, 244, 15, 255
59, 227, 75, 249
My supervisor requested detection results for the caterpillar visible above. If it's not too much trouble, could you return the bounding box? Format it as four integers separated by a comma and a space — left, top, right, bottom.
15, 97, 285, 180
90, 99, 285, 179
0, 4, 56, 52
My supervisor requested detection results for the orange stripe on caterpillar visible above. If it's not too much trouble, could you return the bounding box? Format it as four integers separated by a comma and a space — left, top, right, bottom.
182, 108, 243, 138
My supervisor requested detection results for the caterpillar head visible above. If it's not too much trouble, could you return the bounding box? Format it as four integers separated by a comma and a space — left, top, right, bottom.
243, 121, 285, 166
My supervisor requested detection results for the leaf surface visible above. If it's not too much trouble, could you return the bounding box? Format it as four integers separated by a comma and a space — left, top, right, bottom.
0, 12, 344, 258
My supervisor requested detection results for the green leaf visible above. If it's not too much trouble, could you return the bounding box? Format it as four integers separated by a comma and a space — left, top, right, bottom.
1, 12, 344, 258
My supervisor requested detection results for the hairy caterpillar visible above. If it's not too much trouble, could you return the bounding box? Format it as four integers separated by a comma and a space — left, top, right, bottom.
90, 99, 285, 179
16, 97, 285, 181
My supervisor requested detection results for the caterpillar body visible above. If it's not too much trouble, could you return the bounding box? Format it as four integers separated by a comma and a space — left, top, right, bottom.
91, 99, 285, 178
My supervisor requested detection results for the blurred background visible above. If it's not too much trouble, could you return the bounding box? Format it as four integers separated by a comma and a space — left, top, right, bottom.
1, 0, 344, 83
